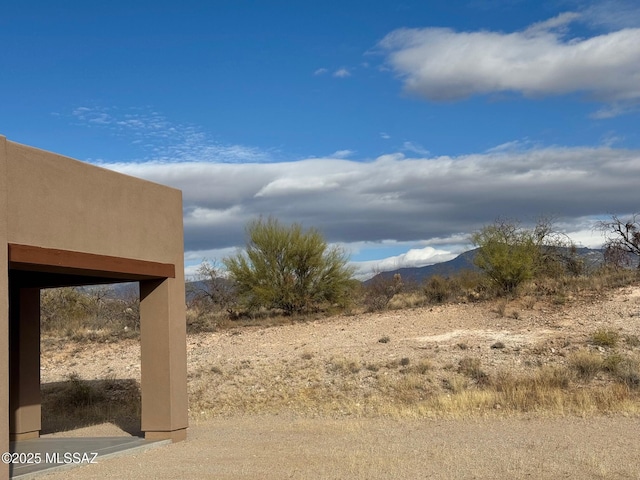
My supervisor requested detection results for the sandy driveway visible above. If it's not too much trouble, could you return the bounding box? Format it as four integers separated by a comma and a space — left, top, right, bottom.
40, 415, 640, 479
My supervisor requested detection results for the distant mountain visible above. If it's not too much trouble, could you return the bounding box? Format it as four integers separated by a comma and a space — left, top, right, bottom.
365, 247, 608, 285
364, 249, 479, 285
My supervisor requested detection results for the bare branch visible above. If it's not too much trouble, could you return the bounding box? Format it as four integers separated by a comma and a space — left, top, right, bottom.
598, 213, 640, 269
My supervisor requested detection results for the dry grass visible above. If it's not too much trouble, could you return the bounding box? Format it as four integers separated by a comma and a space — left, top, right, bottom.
187, 347, 640, 419
41, 338, 640, 438
591, 329, 620, 348
569, 349, 604, 380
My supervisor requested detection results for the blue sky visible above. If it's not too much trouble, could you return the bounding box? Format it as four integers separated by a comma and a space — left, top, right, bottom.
2, 0, 640, 278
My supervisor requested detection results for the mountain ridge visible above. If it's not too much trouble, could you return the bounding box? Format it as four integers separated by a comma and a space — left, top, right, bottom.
365, 246, 607, 285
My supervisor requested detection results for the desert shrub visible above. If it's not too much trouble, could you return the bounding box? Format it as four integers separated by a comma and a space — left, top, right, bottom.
408, 359, 432, 374
185, 307, 226, 333
533, 365, 572, 389
224, 217, 356, 315
493, 366, 570, 395
327, 356, 361, 374
187, 260, 238, 314
494, 300, 508, 317
40, 285, 140, 339
471, 220, 541, 294
471, 218, 580, 295
442, 374, 468, 393
458, 357, 489, 385
423, 275, 458, 304
591, 329, 619, 348
44, 373, 108, 409
363, 273, 403, 311
597, 267, 640, 288
453, 269, 490, 301
611, 356, 640, 388
41, 288, 91, 333
624, 334, 640, 348
602, 353, 640, 387
66, 373, 98, 407
569, 349, 603, 380
603, 353, 625, 373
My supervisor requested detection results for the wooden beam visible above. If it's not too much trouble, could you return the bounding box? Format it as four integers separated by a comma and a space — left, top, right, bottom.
8, 244, 175, 279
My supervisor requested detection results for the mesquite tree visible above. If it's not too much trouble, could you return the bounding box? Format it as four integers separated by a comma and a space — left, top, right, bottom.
224, 217, 355, 314
598, 214, 640, 269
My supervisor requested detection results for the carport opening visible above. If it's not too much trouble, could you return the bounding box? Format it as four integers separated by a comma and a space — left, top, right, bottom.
39, 282, 143, 438
8, 244, 180, 444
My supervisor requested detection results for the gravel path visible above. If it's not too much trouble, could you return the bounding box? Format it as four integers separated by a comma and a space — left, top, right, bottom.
41, 415, 640, 479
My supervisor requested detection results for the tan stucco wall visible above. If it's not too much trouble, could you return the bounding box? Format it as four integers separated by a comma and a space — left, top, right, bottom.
5, 140, 184, 267
0, 137, 10, 480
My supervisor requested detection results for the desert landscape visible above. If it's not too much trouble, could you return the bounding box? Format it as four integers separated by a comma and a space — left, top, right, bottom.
36, 281, 640, 479
6, 2, 640, 479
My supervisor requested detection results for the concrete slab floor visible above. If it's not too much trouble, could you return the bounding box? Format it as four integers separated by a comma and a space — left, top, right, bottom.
8, 437, 170, 479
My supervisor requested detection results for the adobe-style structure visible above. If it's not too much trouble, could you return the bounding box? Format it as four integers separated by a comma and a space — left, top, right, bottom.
0, 136, 188, 479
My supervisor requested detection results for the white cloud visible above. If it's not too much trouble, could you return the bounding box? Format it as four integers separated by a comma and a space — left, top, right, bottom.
402, 141, 430, 156
333, 68, 352, 78
352, 246, 457, 280
71, 106, 273, 163
485, 138, 537, 153
591, 102, 640, 119
524, 12, 581, 35
600, 132, 624, 147
378, 14, 640, 110
581, 0, 640, 29
380, 132, 391, 140
101, 145, 640, 258
330, 149, 355, 158
314, 68, 328, 75
255, 177, 341, 197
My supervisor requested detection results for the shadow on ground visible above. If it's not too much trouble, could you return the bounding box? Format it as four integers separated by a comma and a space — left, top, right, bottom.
41, 377, 141, 436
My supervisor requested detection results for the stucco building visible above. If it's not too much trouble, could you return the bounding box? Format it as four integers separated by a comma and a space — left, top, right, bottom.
0, 136, 188, 479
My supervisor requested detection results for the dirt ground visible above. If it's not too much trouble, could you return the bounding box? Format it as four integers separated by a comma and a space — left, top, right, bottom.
40, 415, 640, 479
38, 283, 640, 478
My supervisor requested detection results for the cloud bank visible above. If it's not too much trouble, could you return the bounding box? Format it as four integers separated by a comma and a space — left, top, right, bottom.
101, 145, 640, 263
378, 12, 640, 111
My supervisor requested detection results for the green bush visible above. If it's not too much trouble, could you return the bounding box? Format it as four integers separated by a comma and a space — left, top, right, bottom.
471, 221, 539, 294
471, 218, 579, 294
224, 217, 356, 315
